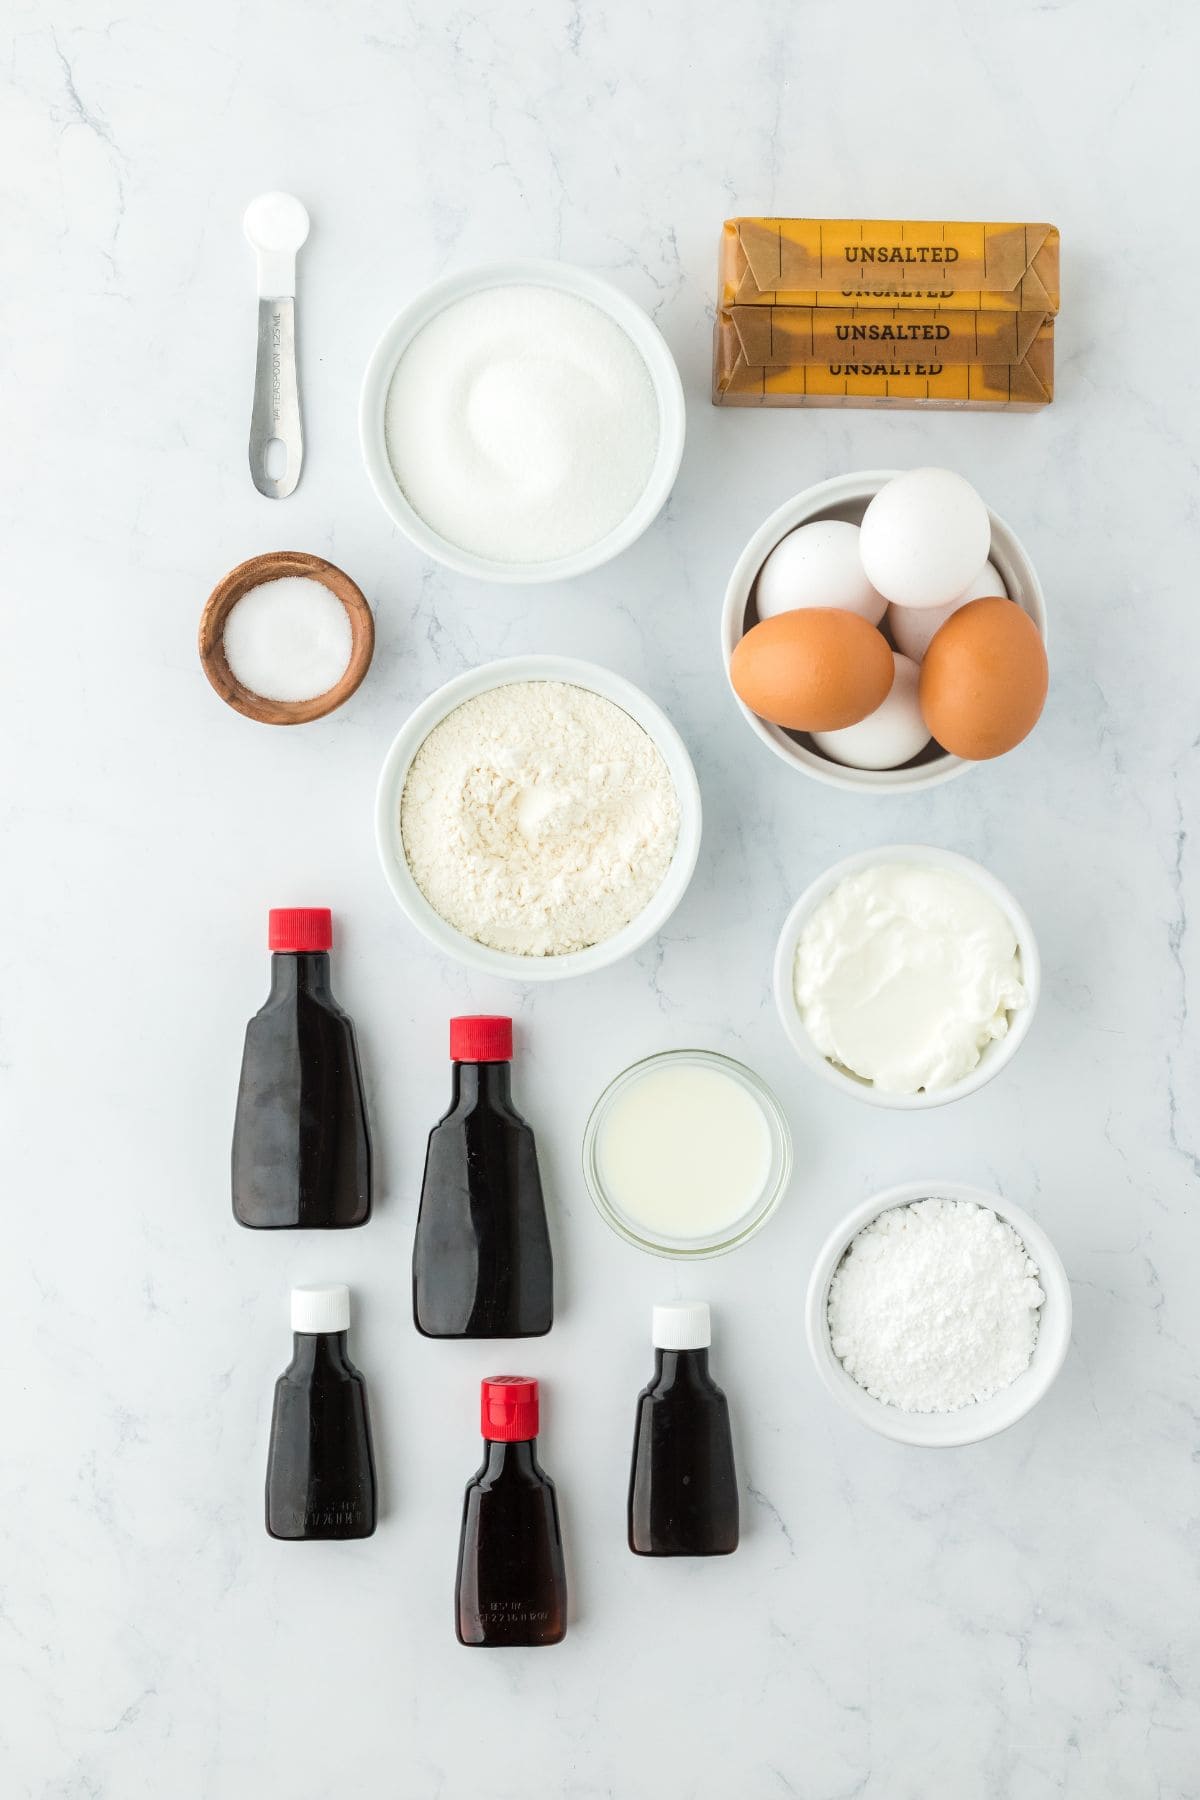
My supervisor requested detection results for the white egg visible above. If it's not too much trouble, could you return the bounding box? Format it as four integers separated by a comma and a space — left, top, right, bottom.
811, 653, 930, 770
859, 467, 991, 608
754, 519, 887, 624
888, 560, 1010, 662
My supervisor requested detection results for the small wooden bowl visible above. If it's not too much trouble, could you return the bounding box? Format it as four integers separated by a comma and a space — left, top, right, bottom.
198, 551, 375, 725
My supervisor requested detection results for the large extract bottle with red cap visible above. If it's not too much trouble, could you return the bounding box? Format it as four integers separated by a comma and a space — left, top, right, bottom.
412, 1017, 552, 1338
455, 1377, 567, 1647
231, 909, 371, 1229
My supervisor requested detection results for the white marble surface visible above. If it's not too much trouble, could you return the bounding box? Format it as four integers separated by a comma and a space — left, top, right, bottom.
4, 2, 1199, 1795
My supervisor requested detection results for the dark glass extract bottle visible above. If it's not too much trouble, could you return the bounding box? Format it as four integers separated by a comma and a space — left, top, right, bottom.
232, 907, 371, 1229
628, 1302, 739, 1557
265, 1284, 377, 1540
413, 1017, 552, 1338
455, 1377, 567, 1647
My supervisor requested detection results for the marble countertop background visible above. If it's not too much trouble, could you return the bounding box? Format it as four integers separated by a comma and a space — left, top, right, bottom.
4, 1, 1199, 1795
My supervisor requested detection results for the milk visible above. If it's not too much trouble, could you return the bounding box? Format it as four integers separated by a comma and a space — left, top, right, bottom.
595, 1062, 773, 1242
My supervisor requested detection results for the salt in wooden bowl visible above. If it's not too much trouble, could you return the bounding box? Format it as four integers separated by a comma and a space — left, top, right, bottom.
198, 550, 375, 725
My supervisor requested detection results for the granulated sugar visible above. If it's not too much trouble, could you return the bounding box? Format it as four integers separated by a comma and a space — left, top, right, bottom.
400, 680, 679, 956
827, 1197, 1044, 1412
223, 577, 352, 703
384, 285, 659, 564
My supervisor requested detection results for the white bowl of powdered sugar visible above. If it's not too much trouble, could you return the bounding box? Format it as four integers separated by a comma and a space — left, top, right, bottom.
805, 1181, 1071, 1447
375, 655, 702, 980
359, 261, 686, 582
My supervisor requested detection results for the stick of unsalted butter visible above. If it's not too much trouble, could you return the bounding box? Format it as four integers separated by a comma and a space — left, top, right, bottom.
722, 218, 1060, 314
726, 305, 1049, 367
712, 314, 1054, 409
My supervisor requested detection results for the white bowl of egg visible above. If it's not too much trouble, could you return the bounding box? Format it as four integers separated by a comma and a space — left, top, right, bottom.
360, 260, 686, 583
773, 844, 1040, 1109
721, 468, 1049, 793
805, 1181, 1072, 1447
375, 654, 702, 982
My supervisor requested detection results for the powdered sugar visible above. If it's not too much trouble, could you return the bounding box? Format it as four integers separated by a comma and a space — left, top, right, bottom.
399, 681, 680, 957
827, 1197, 1044, 1412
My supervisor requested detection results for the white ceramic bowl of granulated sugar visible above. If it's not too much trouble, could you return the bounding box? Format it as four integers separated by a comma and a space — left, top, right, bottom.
375, 654, 702, 981
360, 260, 686, 583
805, 1181, 1072, 1447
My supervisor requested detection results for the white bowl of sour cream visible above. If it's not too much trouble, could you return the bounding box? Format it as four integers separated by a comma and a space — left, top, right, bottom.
360, 260, 686, 582
773, 845, 1039, 1110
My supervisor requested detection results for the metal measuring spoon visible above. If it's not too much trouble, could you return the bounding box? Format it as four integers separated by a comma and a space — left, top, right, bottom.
244, 192, 310, 498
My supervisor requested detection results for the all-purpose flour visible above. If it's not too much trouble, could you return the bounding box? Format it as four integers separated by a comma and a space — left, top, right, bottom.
827, 1197, 1044, 1412
400, 681, 680, 956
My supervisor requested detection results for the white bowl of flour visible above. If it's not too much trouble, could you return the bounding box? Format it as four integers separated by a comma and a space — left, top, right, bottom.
375, 655, 702, 979
360, 261, 686, 582
805, 1181, 1072, 1447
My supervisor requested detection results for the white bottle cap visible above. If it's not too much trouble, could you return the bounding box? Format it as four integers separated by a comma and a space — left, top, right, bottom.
652, 1301, 711, 1350
291, 1284, 350, 1334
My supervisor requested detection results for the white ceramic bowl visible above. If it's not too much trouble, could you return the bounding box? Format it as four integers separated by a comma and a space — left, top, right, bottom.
773, 844, 1040, 1111
721, 469, 1048, 794
805, 1180, 1072, 1446
375, 655, 702, 981
359, 260, 686, 583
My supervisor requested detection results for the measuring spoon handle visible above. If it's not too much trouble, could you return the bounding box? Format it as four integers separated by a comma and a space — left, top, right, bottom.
249, 296, 303, 499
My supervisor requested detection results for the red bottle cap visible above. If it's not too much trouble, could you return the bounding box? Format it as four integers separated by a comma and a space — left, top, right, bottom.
450, 1016, 513, 1063
269, 908, 333, 953
480, 1376, 539, 1442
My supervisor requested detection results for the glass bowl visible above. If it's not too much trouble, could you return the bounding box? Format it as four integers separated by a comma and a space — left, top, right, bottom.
582, 1049, 792, 1259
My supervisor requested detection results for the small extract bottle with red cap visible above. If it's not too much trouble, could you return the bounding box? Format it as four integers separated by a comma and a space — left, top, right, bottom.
628, 1303, 739, 1557
455, 1377, 567, 1647
412, 1017, 552, 1338
232, 909, 371, 1229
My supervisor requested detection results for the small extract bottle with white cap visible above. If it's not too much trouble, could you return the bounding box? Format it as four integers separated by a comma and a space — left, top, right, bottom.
627, 1302, 739, 1557
265, 1285, 377, 1540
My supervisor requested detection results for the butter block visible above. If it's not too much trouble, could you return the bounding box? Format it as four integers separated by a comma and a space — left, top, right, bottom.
722, 218, 1061, 314
713, 315, 1054, 410
726, 305, 1049, 367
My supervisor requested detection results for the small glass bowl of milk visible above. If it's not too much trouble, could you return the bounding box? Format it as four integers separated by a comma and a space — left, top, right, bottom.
583, 1050, 792, 1258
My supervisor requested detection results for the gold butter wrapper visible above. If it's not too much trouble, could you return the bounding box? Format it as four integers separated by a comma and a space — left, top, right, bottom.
712, 315, 1054, 410
727, 305, 1048, 367
722, 218, 1060, 314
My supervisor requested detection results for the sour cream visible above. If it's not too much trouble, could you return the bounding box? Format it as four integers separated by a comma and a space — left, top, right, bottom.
793, 863, 1027, 1094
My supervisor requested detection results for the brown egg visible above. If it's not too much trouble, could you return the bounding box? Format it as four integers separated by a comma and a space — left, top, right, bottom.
919, 597, 1048, 759
731, 609, 894, 731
